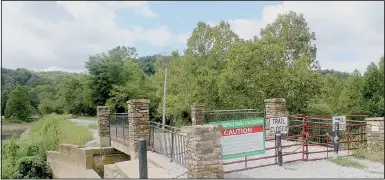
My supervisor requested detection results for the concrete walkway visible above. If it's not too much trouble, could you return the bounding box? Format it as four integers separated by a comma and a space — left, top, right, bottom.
115, 151, 187, 178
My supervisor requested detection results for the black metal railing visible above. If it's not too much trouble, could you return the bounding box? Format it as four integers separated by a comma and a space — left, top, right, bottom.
149, 121, 187, 167
110, 113, 129, 142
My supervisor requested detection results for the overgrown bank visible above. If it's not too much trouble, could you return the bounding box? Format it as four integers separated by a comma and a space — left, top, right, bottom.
1, 114, 93, 179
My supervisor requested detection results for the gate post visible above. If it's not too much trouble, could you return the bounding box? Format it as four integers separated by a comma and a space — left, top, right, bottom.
191, 104, 205, 125
128, 99, 150, 159
97, 106, 111, 147
185, 124, 224, 179
333, 122, 340, 159
264, 98, 288, 138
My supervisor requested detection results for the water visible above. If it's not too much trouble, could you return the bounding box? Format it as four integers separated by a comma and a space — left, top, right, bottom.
2, 130, 25, 140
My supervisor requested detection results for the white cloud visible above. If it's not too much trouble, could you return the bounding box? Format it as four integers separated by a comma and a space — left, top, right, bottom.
218, 1, 384, 73
2, 1, 173, 72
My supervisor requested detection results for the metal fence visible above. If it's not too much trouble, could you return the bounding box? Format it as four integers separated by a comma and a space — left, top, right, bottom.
305, 115, 368, 161
149, 121, 187, 166
110, 113, 129, 143
204, 109, 264, 124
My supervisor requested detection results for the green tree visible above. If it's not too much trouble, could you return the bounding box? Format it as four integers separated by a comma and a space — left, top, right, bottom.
320, 74, 343, 112
284, 57, 322, 113
106, 60, 157, 113
362, 60, 384, 116
86, 46, 137, 106
4, 86, 34, 122
338, 70, 366, 115
260, 11, 319, 69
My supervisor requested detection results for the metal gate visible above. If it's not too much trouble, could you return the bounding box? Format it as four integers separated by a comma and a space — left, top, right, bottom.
110, 113, 129, 144
149, 121, 187, 166
304, 115, 368, 161
218, 114, 305, 174
204, 110, 368, 174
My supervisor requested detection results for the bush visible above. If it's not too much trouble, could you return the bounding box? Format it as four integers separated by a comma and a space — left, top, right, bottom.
4, 86, 34, 122
11, 156, 52, 179
1, 114, 93, 179
306, 103, 333, 115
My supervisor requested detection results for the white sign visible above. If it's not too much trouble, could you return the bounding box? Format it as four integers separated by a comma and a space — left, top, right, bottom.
372, 125, 380, 132
209, 118, 266, 160
332, 116, 346, 131
269, 117, 289, 134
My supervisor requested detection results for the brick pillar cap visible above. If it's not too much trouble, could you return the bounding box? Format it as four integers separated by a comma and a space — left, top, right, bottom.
264, 98, 286, 103
365, 117, 384, 121
191, 104, 204, 108
127, 99, 150, 104
97, 106, 110, 109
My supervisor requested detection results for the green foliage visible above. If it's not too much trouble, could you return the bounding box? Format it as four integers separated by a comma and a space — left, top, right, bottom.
4, 86, 34, 122
306, 103, 333, 116
12, 156, 52, 179
86, 46, 137, 106
1, 114, 93, 179
362, 61, 384, 116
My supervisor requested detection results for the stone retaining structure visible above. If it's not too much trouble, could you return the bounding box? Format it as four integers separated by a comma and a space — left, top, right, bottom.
97, 106, 111, 147
185, 124, 224, 178
46, 144, 129, 178
264, 98, 288, 137
365, 117, 384, 153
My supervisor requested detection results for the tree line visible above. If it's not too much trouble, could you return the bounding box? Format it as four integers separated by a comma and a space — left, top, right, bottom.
2, 11, 384, 125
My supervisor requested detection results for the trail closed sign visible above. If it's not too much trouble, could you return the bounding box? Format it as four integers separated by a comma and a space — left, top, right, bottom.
269, 117, 289, 134
209, 118, 265, 160
332, 116, 346, 131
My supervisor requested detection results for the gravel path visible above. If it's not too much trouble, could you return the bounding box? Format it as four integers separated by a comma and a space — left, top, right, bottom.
224, 140, 384, 178
68, 119, 99, 147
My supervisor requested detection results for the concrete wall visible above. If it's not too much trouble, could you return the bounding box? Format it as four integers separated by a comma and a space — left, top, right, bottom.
46, 144, 129, 178
366, 117, 384, 153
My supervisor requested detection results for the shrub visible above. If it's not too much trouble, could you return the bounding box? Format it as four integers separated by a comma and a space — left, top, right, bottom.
11, 156, 52, 179
306, 103, 333, 115
1, 114, 93, 179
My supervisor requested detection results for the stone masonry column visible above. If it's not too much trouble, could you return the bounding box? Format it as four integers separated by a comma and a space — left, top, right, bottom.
264, 98, 288, 138
191, 104, 205, 125
97, 106, 111, 147
185, 124, 224, 179
365, 117, 384, 153
127, 99, 150, 159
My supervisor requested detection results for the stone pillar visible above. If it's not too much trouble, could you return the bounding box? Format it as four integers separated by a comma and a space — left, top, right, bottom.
365, 117, 384, 153
97, 106, 111, 147
191, 104, 205, 125
127, 99, 150, 159
264, 98, 288, 137
185, 125, 224, 179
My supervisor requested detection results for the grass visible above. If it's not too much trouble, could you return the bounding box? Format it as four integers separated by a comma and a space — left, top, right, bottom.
88, 123, 99, 129
1, 114, 93, 179
328, 157, 366, 169
353, 149, 384, 164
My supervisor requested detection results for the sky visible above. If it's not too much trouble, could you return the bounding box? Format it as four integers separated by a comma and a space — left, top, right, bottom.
1, 1, 384, 73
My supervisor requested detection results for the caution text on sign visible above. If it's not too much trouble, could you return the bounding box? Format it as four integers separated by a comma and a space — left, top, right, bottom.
209, 118, 266, 160
269, 117, 289, 134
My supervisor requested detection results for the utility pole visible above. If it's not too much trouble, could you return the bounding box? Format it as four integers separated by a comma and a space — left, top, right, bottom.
162, 54, 168, 128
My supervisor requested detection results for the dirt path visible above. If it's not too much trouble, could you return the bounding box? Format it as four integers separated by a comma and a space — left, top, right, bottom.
68, 119, 99, 147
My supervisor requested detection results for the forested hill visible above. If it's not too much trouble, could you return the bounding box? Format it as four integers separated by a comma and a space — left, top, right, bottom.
2, 11, 384, 125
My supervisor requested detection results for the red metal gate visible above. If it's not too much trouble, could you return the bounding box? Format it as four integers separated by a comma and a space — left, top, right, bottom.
223, 114, 368, 174
223, 114, 305, 173
304, 115, 368, 161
